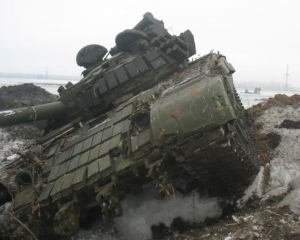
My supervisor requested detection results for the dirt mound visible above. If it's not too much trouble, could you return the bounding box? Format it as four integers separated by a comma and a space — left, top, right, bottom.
0, 84, 58, 139
249, 94, 300, 119
0, 83, 57, 110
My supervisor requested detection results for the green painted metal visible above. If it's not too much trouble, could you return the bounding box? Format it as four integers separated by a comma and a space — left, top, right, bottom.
0, 12, 258, 239
151, 75, 236, 146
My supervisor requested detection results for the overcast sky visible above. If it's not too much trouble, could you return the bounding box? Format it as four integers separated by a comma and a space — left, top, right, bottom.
0, 0, 299, 86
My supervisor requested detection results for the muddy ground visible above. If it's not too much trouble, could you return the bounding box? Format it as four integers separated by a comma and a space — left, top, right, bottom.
1, 85, 300, 240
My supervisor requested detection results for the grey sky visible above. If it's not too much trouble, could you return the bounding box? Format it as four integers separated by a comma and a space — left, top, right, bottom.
0, 0, 299, 86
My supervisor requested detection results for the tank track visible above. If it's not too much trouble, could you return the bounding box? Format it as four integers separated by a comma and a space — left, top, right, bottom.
234, 88, 258, 166
169, 93, 258, 197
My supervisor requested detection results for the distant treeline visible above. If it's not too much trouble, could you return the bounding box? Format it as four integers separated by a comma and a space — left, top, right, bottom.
235, 81, 300, 92
0, 72, 81, 81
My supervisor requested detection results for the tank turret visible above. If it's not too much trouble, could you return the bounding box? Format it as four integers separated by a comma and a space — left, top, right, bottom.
0, 12, 196, 127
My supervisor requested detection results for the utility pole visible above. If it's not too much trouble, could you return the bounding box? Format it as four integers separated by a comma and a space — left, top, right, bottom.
46, 67, 49, 79
284, 66, 290, 90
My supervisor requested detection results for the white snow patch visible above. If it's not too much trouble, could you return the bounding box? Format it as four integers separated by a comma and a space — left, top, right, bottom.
114, 184, 222, 240
257, 106, 300, 133
237, 167, 264, 207
267, 130, 300, 189
248, 104, 300, 215
258, 107, 300, 187
256, 106, 300, 191
261, 186, 289, 202
237, 104, 300, 211
6, 154, 20, 161
0, 110, 18, 116
0, 129, 25, 154
224, 236, 234, 240
0, 129, 26, 168
279, 188, 300, 214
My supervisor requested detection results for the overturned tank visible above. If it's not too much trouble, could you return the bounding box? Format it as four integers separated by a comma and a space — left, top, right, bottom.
0, 12, 258, 239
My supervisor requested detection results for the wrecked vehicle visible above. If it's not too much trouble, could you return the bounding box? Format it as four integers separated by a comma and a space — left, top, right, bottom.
0, 12, 258, 239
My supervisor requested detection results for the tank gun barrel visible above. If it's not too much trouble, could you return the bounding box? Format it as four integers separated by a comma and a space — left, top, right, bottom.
0, 101, 68, 126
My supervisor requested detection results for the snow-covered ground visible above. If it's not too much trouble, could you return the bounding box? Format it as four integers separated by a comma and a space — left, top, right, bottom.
236, 89, 298, 108
256, 105, 300, 215
239, 103, 300, 203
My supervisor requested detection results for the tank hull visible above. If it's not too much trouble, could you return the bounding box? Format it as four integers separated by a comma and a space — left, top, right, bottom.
0, 13, 258, 239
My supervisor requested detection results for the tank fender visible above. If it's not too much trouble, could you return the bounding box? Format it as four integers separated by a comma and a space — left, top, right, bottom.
150, 74, 237, 146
